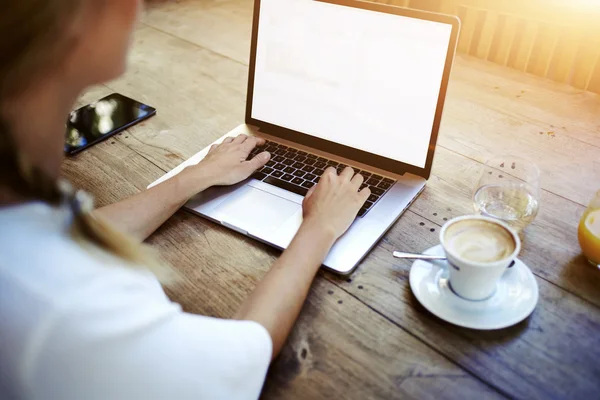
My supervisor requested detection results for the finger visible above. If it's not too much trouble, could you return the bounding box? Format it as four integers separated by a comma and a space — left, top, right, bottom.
305, 183, 317, 200
358, 186, 371, 201
241, 136, 259, 152
340, 166, 354, 181
323, 166, 337, 180
245, 151, 270, 170
254, 136, 266, 146
208, 143, 218, 153
223, 137, 234, 144
233, 134, 248, 144
350, 172, 364, 189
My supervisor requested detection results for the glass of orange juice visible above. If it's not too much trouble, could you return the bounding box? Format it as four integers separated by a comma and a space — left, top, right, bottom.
578, 190, 600, 267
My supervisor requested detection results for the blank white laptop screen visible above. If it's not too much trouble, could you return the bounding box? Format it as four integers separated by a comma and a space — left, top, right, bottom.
251, 0, 453, 169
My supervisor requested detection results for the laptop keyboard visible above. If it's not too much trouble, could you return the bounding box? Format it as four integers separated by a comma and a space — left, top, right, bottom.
247, 140, 396, 217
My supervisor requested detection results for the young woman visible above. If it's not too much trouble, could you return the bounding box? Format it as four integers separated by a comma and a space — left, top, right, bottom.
0, 1, 370, 399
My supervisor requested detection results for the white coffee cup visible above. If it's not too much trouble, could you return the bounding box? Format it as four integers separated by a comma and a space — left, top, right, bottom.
439, 215, 521, 301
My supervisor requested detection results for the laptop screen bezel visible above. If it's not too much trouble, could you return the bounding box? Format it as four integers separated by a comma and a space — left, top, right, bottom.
245, 0, 460, 179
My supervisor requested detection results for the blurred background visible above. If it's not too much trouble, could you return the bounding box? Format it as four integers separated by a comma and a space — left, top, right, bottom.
372, 0, 600, 94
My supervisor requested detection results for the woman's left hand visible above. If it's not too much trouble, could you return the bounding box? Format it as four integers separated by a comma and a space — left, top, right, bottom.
96, 135, 269, 241
192, 134, 271, 187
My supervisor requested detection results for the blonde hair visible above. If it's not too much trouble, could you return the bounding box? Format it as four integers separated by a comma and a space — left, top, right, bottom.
0, 0, 165, 275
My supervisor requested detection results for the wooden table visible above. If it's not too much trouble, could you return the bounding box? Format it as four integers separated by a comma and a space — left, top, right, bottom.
63, 1, 600, 398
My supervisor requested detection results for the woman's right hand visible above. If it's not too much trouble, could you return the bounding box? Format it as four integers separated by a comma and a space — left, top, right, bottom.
302, 167, 371, 240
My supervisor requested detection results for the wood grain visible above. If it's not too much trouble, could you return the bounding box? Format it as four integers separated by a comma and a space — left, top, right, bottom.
512, 20, 538, 73
381, 0, 410, 8
324, 209, 600, 399
475, 10, 498, 60
572, 39, 600, 91
102, 24, 248, 173
549, 30, 579, 84
443, 56, 600, 206
456, 6, 476, 55
526, 23, 557, 78
62, 127, 162, 203
142, 0, 253, 64
261, 278, 503, 400
424, 1, 600, 93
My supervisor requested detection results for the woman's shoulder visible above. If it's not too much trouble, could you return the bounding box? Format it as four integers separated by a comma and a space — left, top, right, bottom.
0, 203, 273, 400
0, 202, 160, 301
0, 202, 183, 398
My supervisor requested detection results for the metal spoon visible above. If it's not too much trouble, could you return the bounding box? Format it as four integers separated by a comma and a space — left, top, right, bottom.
392, 251, 516, 268
392, 251, 446, 261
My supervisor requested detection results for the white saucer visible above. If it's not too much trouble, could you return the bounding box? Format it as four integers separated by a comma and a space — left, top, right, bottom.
409, 244, 539, 330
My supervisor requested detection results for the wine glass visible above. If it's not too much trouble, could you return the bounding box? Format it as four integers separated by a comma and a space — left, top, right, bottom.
473, 156, 540, 232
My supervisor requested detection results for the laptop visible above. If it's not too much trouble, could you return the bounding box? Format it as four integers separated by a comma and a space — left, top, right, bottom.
149, 0, 460, 275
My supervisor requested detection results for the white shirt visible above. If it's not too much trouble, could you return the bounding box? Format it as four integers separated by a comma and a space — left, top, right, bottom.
0, 203, 272, 400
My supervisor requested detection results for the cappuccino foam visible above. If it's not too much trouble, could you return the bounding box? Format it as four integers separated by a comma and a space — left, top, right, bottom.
444, 220, 515, 263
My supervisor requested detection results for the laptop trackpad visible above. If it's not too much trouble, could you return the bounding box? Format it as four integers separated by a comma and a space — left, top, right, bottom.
212, 185, 302, 236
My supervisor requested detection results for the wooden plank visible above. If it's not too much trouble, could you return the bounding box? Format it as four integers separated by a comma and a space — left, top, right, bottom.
449, 0, 600, 35
491, 14, 519, 65
386, 0, 410, 7
448, 0, 600, 92
62, 135, 168, 206
572, 36, 600, 91
405, 0, 442, 12
456, 6, 478, 54
450, 55, 600, 147
493, 14, 519, 66
263, 277, 501, 399
325, 209, 600, 399
143, 0, 253, 64
587, 55, 600, 94
102, 25, 248, 172
437, 0, 456, 15
443, 55, 600, 206
476, 10, 498, 60
468, 9, 487, 56
509, 19, 538, 72
548, 30, 580, 83
505, 17, 524, 68
526, 23, 558, 78
488, 13, 507, 65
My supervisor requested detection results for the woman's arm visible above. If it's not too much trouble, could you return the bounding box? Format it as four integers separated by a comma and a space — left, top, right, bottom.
95, 135, 270, 241
93, 167, 212, 241
235, 167, 370, 359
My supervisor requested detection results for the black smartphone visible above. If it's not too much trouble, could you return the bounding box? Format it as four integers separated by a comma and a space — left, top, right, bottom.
65, 93, 156, 155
